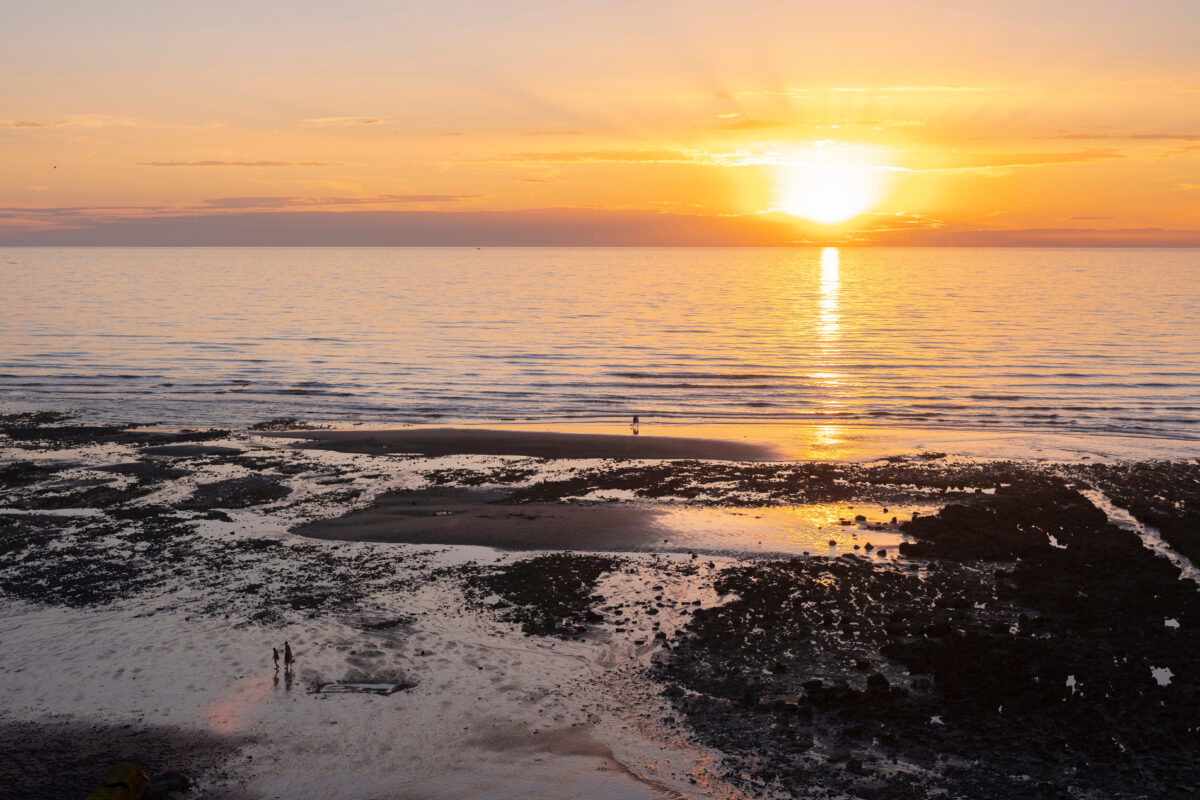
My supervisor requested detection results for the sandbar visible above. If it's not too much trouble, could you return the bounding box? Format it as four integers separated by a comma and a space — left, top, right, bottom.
265, 426, 780, 460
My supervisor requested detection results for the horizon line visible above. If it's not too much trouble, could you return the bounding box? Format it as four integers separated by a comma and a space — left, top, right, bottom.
3, 243, 1199, 249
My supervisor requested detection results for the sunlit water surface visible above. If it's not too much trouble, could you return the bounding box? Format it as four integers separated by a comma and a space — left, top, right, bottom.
2, 247, 1198, 443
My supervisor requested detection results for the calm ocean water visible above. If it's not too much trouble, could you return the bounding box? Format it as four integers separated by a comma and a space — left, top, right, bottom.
2, 246, 1198, 439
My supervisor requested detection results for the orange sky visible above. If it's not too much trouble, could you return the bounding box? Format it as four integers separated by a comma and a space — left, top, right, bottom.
3, 0, 1199, 245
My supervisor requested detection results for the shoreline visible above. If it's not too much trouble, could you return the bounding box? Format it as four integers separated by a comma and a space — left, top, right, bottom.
6, 405, 1198, 462
263, 419, 1200, 463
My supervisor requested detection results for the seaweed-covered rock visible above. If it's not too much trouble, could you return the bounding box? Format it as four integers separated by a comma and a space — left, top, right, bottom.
658, 474, 1200, 799
468, 553, 622, 638
181, 476, 291, 510
898, 477, 1104, 561
1075, 460, 1200, 563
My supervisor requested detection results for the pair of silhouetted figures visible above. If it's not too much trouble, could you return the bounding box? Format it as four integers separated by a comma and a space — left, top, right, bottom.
272, 641, 296, 688
272, 641, 295, 673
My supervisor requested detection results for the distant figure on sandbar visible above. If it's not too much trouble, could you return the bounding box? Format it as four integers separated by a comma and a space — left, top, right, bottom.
272, 647, 280, 670
631, 415, 640, 435
284, 641, 295, 670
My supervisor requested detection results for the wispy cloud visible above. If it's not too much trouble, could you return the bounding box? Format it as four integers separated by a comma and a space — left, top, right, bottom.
197, 194, 479, 209
0, 194, 480, 224
472, 146, 1117, 173
906, 149, 1121, 172
705, 147, 1119, 173
473, 150, 690, 164
1049, 132, 1200, 141
830, 85, 986, 93
300, 117, 384, 127
0, 203, 176, 225
713, 86, 989, 100
1, 115, 136, 130
0, 120, 71, 129
720, 119, 789, 131
139, 160, 343, 167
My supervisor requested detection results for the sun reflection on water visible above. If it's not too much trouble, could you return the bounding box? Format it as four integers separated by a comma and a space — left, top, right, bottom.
818, 246, 841, 340
650, 503, 917, 556
811, 247, 847, 454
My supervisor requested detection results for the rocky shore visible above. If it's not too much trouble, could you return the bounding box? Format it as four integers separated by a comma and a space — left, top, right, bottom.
2, 413, 1198, 799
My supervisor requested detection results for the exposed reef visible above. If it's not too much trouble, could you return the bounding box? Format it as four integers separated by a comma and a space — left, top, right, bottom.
3, 414, 1200, 798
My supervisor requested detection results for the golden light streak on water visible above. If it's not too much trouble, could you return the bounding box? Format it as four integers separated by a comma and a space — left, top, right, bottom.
811, 247, 848, 455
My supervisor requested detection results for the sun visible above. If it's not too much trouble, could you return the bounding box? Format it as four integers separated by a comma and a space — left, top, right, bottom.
776, 143, 890, 225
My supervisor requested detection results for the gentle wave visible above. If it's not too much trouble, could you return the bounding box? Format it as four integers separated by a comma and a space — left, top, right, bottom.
1, 246, 1198, 438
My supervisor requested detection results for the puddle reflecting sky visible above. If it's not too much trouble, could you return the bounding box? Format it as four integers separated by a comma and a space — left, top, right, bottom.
647, 502, 939, 557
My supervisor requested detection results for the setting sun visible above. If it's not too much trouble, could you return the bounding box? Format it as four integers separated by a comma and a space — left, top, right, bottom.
776, 143, 892, 225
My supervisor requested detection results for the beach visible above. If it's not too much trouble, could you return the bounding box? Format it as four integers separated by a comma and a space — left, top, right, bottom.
8, 0, 1200, 795
2, 414, 1199, 799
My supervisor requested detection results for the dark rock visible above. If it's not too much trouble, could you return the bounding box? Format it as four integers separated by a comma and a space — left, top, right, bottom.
0, 461, 70, 488
249, 417, 326, 431
142, 445, 242, 458
467, 553, 622, 638
91, 461, 189, 482
866, 672, 890, 695
828, 747, 852, 763
1075, 461, 1200, 564
181, 477, 291, 509
653, 466, 1200, 800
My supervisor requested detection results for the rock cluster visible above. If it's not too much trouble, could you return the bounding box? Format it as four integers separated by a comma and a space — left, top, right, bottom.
656, 473, 1200, 798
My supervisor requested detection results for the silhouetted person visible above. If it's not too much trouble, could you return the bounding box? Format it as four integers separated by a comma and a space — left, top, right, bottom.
284, 641, 295, 670
272, 647, 280, 670
631, 415, 640, 435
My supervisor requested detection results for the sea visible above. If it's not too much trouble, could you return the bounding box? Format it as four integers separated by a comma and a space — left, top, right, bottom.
2, 246, 1199, 443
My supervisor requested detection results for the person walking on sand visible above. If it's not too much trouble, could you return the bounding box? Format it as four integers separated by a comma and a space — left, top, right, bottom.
284, 641, 295, 670
273, 647, 280, 670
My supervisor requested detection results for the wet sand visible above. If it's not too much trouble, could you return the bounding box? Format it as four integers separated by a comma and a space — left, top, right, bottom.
295, 487, 670, 551
265, 426, 781, 460
265, 421, 1200, 463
